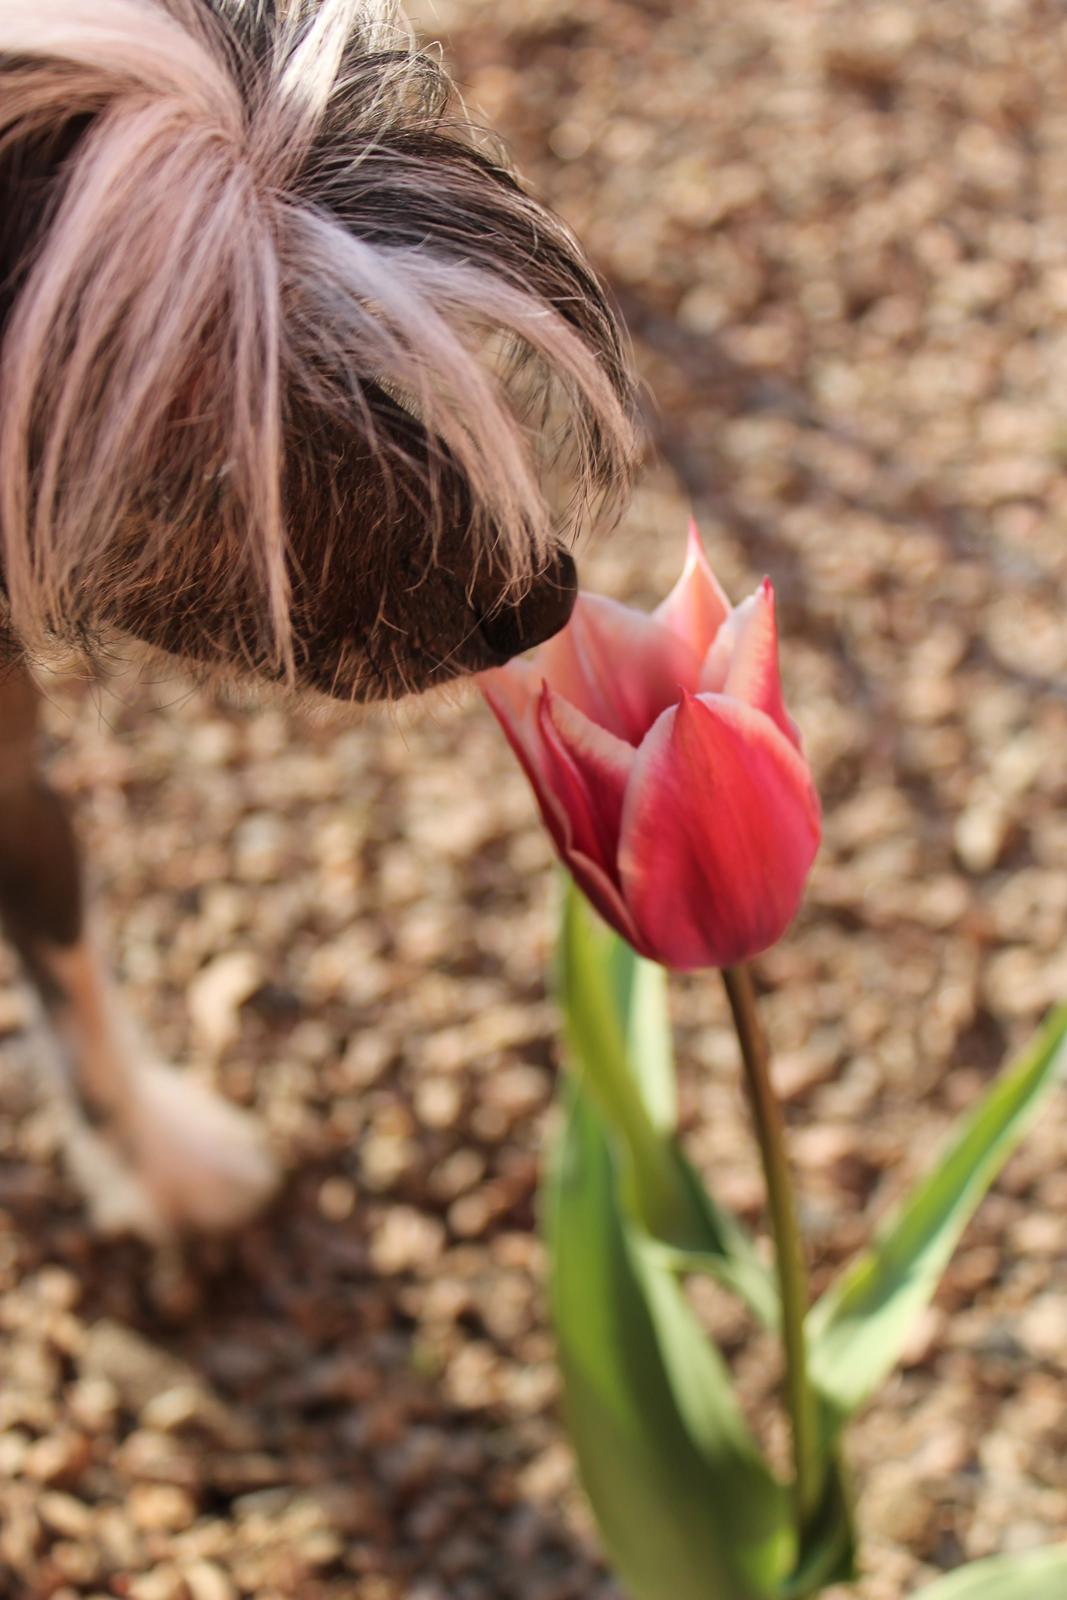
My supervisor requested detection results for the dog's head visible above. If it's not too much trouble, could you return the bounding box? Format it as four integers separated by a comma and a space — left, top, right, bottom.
0, 0, 635, 700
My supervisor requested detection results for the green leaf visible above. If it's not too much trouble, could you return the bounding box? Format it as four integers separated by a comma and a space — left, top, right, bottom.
557, 881, 776, 1323
606, 914, 676, 1131
808, 1005, 1067, 1437
643, 1154, 780, 1330
556, 879, 674, 1137
910, 1546, 1067, 1599
779, 1459, 855, 1599
546, 1078, 792, 1600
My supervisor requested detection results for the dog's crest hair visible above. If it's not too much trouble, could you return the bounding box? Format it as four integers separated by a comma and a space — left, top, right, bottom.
0, 0, 634, 674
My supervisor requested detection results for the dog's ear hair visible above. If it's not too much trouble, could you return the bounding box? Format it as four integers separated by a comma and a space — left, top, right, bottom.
0, 0, 635, 673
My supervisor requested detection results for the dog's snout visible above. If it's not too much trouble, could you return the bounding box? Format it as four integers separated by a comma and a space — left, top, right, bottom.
477, 548, 578, 664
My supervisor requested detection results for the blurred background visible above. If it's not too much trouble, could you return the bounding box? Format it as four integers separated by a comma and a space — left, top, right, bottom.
2, 2, 1067, 1596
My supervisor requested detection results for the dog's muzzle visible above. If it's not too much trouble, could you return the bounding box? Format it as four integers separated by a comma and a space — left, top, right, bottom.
476, 547, 578, 665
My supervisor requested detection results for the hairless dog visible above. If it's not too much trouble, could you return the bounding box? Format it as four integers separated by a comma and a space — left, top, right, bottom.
0, 0, 635, 1235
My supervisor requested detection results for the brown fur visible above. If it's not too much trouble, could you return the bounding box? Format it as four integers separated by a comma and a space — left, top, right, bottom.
0, 666, 83, 969
0, 0, 635, 699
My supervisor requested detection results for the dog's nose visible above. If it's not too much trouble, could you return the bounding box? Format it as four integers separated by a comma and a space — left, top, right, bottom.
477, 547, 578, 663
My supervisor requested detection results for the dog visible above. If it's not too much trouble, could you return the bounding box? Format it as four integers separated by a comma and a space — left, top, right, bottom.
0, 0, 635, 1237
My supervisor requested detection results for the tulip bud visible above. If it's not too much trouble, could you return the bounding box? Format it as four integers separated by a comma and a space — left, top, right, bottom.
481, 522, 820, 969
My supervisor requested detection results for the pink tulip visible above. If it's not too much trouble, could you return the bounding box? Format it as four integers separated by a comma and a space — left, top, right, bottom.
481, 522, 820, 969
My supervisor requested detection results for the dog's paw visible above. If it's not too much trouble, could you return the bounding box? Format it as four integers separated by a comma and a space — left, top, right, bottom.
116, 1058, 281, 1234
58, 1056, 280, 1239
58, 1102, 171, 1241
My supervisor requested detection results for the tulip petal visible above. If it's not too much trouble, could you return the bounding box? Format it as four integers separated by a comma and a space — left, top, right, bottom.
535, 595, 702, 746
562, 846, 648, 954
618, 693, 821, 970
481, 667, 571, 857
539, 686, 636, 874
480, 658, 540, 736
534, 691, 645, 945
701, 580, 799, 748
485, 671, 644, 947
653, 519, 731, 658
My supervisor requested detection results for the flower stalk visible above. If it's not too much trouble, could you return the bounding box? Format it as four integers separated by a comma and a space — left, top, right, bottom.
723, 964, 822, 1535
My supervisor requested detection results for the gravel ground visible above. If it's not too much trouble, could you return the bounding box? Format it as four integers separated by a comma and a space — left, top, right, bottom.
3, 1, 1067, 1597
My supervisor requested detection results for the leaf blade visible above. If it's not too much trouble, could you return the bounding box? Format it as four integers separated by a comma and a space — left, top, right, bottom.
808, 1006, 1067, 1434
546, 1078, 790, 1600
558, 881, 777, 1321
909, 1546, 1067, 1600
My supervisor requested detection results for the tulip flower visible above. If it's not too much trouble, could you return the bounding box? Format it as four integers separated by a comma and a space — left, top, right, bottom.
481, 522, 820, 969
483, 521, 1063, 1600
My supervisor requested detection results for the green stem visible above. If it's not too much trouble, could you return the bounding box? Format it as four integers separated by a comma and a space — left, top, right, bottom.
722, 965, 821, 1534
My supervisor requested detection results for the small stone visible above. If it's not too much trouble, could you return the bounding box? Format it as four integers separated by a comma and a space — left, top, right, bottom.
900, 1308, 946, 1370
0, 1431, 31, 1476
188, 950, 262, 1053
913, 1424, 972, 1479
774, 1041, 839, 1102
0, 1496, 41, 1568
128, 1568, 188, 1600
31, 1266, 81, 1312
790, 1125, 872, 1193
95, 1505, 145, 1569
428, 1148, 485, 1202
369, 1207, 446, 1275
490, 1064, 550, 1123
414, 1076, 464, 1129
340, 1031, 394, 1087
37, 1492, 94, 1540
138, 1384, 252, 1450
82, 1321, 196, 1413
138, 1386, 199, 1437
232, 812, 288, 883
23, 1433, 91, 1486
1018, 1296, 1067, 1363
182, 1562, 238, 1600
128, 1483, 199, 1534
865, 1463, 937, 1549
300, 1530, 345, 1569
117, 1429, 200, 1488
318, 1176, 358, 1222
50, 1541, 105, 1586
67, 1375, 120, 1433
956, 799, 1010, 873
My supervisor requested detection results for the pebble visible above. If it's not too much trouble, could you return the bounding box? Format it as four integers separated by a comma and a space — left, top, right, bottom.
318, 1175, 359, 1222
188, 950, 263, 1054
22, 1433, 91, 1486
128, 1484, 199, 1534
956, 799, 1011, 873
1017, 1297, 1067, 1365
128, 1568, 188, 1600
36, 1491, 94, 1540
370, 1208, 447, 1275
182, 1562, 239, 1600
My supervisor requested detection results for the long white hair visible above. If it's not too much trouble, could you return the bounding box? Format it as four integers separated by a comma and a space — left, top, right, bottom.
0, 0, 634, 674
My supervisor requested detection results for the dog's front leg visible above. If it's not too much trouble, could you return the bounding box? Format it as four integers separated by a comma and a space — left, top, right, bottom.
0, 664, 279, 1238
